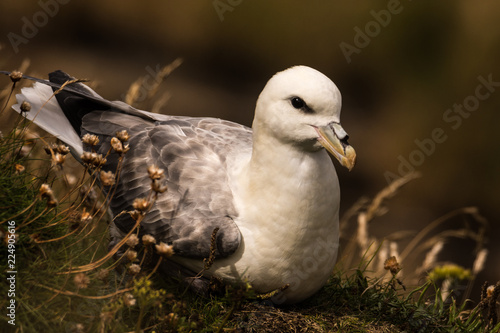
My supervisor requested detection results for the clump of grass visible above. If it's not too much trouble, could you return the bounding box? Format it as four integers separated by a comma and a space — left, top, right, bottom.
0, 63, 499, 332
225, 256, 500, 332
338, 171, 491, 304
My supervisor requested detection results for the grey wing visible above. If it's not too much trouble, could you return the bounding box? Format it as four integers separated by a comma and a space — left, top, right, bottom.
81, 111, 252, 259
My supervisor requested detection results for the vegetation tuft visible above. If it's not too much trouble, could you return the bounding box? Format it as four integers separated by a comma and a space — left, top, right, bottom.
0, 63, 499, 332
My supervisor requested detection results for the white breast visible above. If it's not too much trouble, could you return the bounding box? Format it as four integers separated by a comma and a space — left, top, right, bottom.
193, 147, 341, 304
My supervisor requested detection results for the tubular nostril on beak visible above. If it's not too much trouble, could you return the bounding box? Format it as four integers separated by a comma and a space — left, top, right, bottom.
339, 135, 350, 148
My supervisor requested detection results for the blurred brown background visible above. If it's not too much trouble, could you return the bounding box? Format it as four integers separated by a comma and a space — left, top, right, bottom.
1, 1, 499, 298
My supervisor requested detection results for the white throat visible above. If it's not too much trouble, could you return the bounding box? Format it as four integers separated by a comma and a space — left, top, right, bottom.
238, 129, 340, 244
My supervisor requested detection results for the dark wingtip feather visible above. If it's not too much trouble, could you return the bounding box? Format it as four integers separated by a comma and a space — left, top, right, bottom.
48, 70, 74, 84
47, 70, 109, 135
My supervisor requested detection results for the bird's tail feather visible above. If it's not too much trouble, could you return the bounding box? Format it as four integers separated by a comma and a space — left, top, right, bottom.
12, 82, 84, 157
4, 70, 169, 157
6, 70, 127, 158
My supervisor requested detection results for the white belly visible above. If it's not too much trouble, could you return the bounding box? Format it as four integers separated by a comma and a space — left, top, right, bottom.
179, 149, 341, 304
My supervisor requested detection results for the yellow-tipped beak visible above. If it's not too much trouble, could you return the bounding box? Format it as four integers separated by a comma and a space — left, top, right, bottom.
315, 123, 356, 171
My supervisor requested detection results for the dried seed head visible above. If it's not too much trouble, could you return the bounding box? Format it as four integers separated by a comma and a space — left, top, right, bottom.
81, 152, 106, 167
3, 232, 17, 246
95, 269, 109, 282
9, 71, 23, 83
110, 137, 121, 150
40, 183, 54, 198
20, 101, 31, 112
128, 264, 141, 275
100, 170, 116, 187
82, 134, 99, 146
132, 198, 151, 212
152, 179, 168, 193
15, 164, 25, 174
80, 211, 93, 224
92, 153, 106, 167
166, 313, 179, 327
384, 256, 401, 276
125, 249, 138, 262
123, 293, 136, 307
81, 152, 93, 164
142, 234, 156, 246
147, 165, 164, 180
73, 272, 90, 289
126, 234, 139, 248
155, 242, 174, 258
110, 137, 130, 154
487, 285, 495, 298
56, 144, 70, 155
116, 130, 130, 142
52, 153, 66, 166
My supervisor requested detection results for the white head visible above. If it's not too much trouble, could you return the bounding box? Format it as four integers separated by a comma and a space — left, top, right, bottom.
253, 66, 356, 170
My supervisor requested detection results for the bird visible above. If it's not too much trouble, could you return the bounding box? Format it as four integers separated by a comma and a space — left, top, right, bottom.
8, 65, 356, 304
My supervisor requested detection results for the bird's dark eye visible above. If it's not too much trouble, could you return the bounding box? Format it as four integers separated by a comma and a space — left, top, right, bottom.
291, 97, 305, 109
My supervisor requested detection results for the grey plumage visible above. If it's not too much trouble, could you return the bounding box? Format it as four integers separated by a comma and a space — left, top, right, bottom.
7, 70, 248, 259
84, 112, 249, 258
